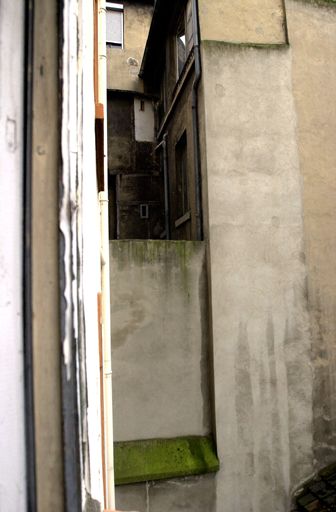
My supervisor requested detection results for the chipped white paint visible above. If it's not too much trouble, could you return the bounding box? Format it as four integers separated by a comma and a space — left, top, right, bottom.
60, 0, 75, 381
0, 0, 26, 509
61, 0, 106, 507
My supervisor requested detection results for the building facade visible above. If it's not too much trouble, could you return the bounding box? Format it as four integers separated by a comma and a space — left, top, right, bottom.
107, 1, 336, 511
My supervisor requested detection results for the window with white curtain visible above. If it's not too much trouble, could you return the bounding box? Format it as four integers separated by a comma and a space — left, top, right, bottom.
106, 2, 123, 47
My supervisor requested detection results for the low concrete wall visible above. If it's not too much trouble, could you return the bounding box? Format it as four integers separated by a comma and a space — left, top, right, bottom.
110, 240, 211, 442
115, 475, 216, 512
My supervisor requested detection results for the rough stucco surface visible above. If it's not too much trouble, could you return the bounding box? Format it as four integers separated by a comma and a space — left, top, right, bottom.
110, 241, 211, 442
115, 475, 216, 512
107, 2, 152, 92
198, 0, 286, 45
286, 0, 336, 469
202, 42, 313, 511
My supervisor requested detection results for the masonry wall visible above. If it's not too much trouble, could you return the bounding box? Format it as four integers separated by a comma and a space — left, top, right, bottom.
107, 1, 153, 92
198, 0, 336, 510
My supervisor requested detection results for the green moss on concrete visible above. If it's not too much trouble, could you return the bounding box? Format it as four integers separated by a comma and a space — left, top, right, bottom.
110, 240, 204, 268
114, 436, 219, 485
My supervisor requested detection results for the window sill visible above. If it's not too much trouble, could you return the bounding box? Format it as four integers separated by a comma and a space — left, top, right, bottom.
114, 435, 219, 486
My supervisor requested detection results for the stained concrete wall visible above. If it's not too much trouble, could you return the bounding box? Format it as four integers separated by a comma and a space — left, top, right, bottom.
115, 474, 216, 512
198, 0, 286, 45
198, 3, 336, 509
111, 1, 336, 510
286, 0, 336, 470
110, 240, 211, 442
107, 1, 153, 92
201, 41, 313, 511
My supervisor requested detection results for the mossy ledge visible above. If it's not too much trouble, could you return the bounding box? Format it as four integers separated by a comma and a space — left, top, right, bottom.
202, 40, 289, 50
114, 435, 219, 485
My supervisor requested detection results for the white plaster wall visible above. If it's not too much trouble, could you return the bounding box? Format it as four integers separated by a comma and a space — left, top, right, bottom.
134, 98, 155, 142
0, 0, 26, 508
202, 44, 313, 511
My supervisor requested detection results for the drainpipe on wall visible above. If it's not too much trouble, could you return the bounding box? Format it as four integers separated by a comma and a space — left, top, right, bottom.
155, 133, 170, 239
191, 0, 203, 241
23, 0, 37, 509
99, 191, 115, 511
98, 1, 115, 509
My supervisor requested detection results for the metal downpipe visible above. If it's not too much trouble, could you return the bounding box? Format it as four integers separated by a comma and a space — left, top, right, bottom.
155, 133, 170, 239
23, 0, 37, 509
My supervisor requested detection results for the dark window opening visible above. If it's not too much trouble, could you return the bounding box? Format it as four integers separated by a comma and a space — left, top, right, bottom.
140, 204, 149, 219
176, 0, 193, 79
176, 17, 186, 78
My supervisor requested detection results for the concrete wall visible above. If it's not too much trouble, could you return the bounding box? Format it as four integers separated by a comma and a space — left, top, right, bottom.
0, 0, 26, 508
112, 1, 336, 510
116, 474, 216, 512
107, 1, 153, 92
198, 1, 336, 509
201, 33, 313, 512
198, 0, 286, 45
286, 0, 336, 470
32, 0, 65, 508
198, 2, 336, 509
110, 240, 211, 442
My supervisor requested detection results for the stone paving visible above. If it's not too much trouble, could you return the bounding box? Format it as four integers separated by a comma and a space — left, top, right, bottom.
293, 463, 336, 511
